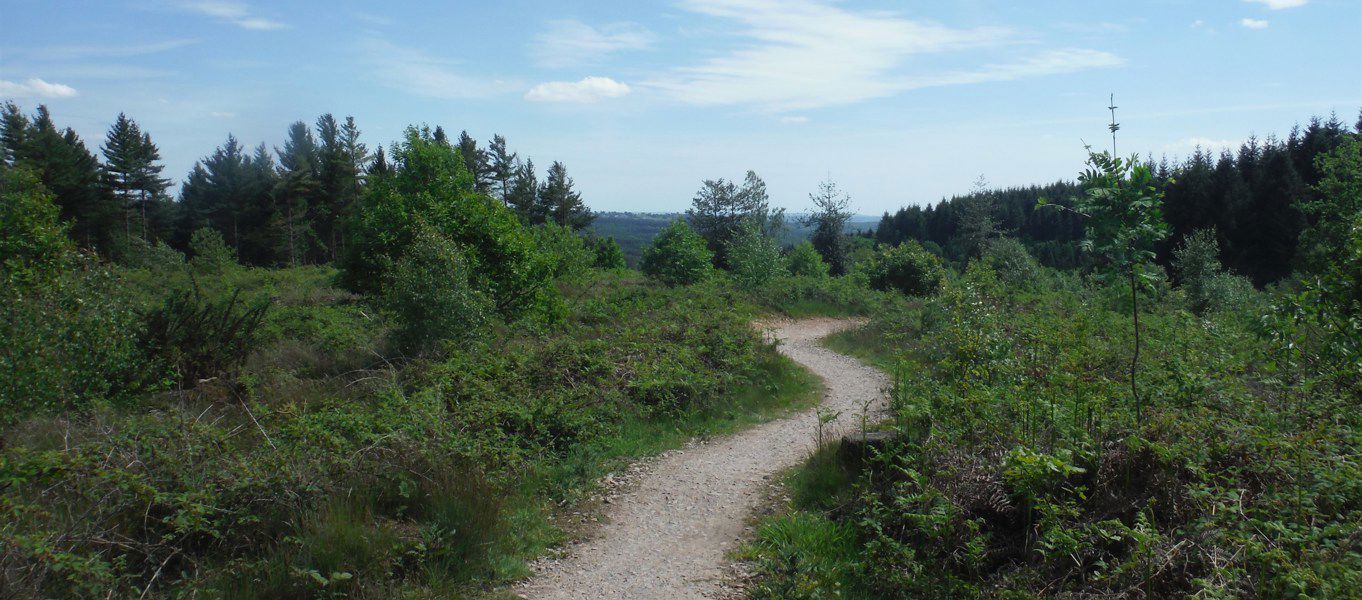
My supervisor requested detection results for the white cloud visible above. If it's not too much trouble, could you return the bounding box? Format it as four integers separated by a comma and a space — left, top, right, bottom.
532, 20, 655, 68
780, 116, 810, 124
361, 38, 515, 99
1241, 18, 1270, 29
177, 1, 286, 30
0, 78, 78, 98
210, 111, 236, 118
649, 0, 1119, 111
526, 76, 631, 103
1244, 0, 1307, 9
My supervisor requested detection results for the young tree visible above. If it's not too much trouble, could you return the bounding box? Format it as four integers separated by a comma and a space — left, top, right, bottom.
803, 178, 853, 275
1044, 140, 1169, 424
539, 161, 593, 230
957, 174, 1001, 259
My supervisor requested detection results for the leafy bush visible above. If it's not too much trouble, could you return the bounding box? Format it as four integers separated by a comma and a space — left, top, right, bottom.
726, 223, 783, 289
586, 234, 627, 269
141, 283, 270, 385
531, 222, 594, 280
383, 226, 491, 356
342, 126, 552, 318
866, 241, 944, 296
0, 167, 72, 289
785, 240, 828, 279
980, 237, 1042, 291
1174, 229, 1223, 315
640, 220, 712, 286
1, 263, 150, 422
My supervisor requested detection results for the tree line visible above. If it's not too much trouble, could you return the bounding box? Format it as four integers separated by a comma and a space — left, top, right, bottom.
0, 102, 593, 267
873, 111, 1362, 285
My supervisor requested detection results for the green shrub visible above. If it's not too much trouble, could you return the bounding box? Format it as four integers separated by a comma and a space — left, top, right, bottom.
726, 223, 783, 289
785, 240, 829, 279
189, 227, 238, 273
586, 234, 627, 269
342, 127, 552, 319
980, 237, 1042, 291
0, 167, 72, 290
1, 263, 150, 422
1174, 229, 1224, 315
866, 241, 944, 296
640, 220, 712, 286
531, 222, 594, 280
140, 283, 270, 385
383, 226, 492, 356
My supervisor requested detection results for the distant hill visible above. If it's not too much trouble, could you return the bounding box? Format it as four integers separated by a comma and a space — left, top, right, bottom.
587, 212, 878, 266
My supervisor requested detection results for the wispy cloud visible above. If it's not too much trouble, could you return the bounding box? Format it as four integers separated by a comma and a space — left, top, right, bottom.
362, 38, 516, 99
13, 39, 198, 61
649, 0, 1120, 111
526, 76, 631, 103
1241, 18, 1270, 29
0, 78, 78, 98
1244, 0, 1307, 9
780, 115, 810, 124
532, 20, 655, 68
209, 111, 236, 118
177, 1, 286, 30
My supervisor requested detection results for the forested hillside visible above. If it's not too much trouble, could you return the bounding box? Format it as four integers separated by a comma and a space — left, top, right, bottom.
874, 113, 1360, 284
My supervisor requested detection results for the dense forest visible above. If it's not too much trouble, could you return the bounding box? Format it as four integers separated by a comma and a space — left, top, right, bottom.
875, 112, 1361, 285
3, 97, 1361, 599
0, 103, 594, 269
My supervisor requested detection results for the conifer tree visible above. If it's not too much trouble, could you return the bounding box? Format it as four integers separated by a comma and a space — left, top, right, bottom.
803, 178, 853, 275
508, 158, 540, 223
687, 170, 776, 268
24, 106, 118, 252
275, 121, 320, 266
488, 134, 517, 206
539, 160, 593, 230
458, 130, 492, 193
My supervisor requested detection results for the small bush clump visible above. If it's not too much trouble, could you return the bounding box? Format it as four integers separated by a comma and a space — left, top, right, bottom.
866, 240, 944, 296
640, 220, 712, 286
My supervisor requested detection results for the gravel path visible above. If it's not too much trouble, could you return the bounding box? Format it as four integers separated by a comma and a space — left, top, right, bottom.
516, 317, 889, 600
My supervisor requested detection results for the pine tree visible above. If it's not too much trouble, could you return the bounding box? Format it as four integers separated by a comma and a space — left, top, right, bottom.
23, 106, 119, 252
487, 134, 517, 206
1, 102, 30, 167
275, 121, 320, 266
508, 158, 541, 223
803, 178, 853, 275
369, 146, 391, 178
458, 130, 492, 193
178, 135, 249, 253
538, 161, 593, 230
101, 114, 170, 242
687, 170, 776, 268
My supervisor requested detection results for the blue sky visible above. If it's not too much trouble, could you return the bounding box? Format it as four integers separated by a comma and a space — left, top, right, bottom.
2, 0, 1359, 215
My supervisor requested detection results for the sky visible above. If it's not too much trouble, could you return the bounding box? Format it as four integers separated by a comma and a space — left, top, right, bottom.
1, 0, 1359, 215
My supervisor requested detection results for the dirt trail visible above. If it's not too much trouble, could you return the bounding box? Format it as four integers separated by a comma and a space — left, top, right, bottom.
516, 318, 889, 600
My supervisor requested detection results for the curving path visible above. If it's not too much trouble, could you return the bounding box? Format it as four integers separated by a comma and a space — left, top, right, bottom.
516, 318, 889, 599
